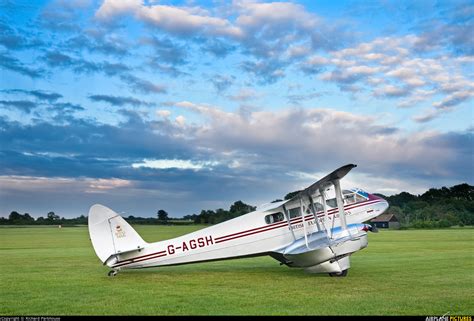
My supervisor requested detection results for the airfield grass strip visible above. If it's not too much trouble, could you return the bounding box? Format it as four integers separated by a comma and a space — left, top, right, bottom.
0, 226, 472, 315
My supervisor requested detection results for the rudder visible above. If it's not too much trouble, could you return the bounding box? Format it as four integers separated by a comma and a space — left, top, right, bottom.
88, 204, 147, 264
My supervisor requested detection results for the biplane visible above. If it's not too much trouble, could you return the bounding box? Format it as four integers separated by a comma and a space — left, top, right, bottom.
88, 164, 389, 277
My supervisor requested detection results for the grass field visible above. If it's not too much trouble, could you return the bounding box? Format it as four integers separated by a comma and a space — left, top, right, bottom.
0, 225, 473, 315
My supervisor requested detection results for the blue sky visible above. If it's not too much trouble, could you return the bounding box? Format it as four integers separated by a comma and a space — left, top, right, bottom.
0, 0, 473, 218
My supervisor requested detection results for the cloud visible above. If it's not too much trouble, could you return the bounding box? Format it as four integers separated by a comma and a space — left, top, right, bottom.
169, 103, 470, 183
373, 85, 410, 98
0, 100, 37, 113
120, 74, 167, 94
86, 178, 131, 193
1, 103, 472, 217
3, 104, 471, 187
65, 32, 129, 57
93, 0, 353, 86
200, 38, 236, 58
412, 109, 443, 123
96, 0, 242, 38
210, 74, 235, 92
432, 90, 474, 109
42, 51, 134, 79
227, 88, 260, 102
156, 109, 171, 118
44, 51, 100, 74
0, 52, 45, 78
241, 59, 286, 84
413, 2, 474, 56
299, 34, 473, 120
286, 92, 322, 105
88, 94, 153, 107
0, 21, 44, 50
175, 115, 186, 127
2, 89, 63, 102
131, 159, 219, 171
142, 37, 188, 66
49, 102, 84, 113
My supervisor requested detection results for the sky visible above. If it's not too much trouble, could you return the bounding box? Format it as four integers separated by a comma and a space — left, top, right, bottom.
0, 0, 473, 218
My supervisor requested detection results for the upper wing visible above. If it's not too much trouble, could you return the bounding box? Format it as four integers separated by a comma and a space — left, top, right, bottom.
257, 164, 357, 213
288, 164, 357, 201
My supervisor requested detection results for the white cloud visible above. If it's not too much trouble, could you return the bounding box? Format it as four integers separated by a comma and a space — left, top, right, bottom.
303, 34, 473, 119
175, 115, 186, 126
96, 0, 243, 38
227, 88, 260, 101
156, 109, 171, 118
170, 103, 462, 182
0, 175, 132, 194
87, 178, 131, 193
131, 159, 219, 170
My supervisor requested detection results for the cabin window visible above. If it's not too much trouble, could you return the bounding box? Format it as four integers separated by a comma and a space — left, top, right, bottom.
303, 202, 324, 214
288, 207, 302, 218
265, 212, 285, 224
325, 198, 337, 208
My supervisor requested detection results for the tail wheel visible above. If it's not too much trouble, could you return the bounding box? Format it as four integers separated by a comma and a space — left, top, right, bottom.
108, 270, 118, 277
329, 269, 348, 277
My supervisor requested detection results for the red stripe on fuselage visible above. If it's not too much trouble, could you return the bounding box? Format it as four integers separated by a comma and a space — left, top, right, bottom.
215, 199, 381, 243
113, 199, 383, 268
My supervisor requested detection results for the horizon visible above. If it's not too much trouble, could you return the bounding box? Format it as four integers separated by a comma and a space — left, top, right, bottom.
1, 181, 471, 219
1, 0, 473, 219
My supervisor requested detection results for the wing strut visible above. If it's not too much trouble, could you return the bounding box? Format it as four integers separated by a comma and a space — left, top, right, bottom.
282, 204, 296, 241
334, 178, 349, 234
309, 194, 331, 243
300, 198, 311, 249
319, 189, 332, 239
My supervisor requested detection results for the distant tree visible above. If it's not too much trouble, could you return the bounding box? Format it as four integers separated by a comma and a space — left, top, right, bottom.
450, 183, 474, 200
183, 214, 198, 221
229, 201, 256, 215
284, 190, 301, 200
47, 211, 60, 221
23, 213, 35, 223
9, 211, 22, 221
8, 211, 34, 224
157, 209, 169, 224
387, 206, 405, 223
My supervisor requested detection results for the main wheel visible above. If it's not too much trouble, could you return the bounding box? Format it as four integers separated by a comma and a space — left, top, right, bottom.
329, 269, 348, 277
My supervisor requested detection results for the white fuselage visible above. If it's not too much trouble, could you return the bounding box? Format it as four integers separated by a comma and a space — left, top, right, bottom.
110, 195, 388, 270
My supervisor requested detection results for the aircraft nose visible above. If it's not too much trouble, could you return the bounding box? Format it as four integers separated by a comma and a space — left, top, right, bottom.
378, 199, 389, 214
368, 193, 389, 214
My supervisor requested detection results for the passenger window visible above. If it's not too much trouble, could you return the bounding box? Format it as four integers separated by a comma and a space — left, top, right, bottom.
305, 202, 324, 214
288, 207, 302, 218
265, 212, 285, 224
326, 198, 337, 208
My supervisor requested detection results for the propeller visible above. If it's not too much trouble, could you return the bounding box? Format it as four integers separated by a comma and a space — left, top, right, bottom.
362, 224, 379, 233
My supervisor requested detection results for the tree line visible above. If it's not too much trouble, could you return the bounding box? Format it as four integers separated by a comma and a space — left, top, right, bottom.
376, 183, 473, 228
0, 201, 256, 226
1, 183, 472, 228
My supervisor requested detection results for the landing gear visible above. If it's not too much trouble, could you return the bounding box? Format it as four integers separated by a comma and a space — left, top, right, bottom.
329, 269, 348, 277
108, 270, 118, 277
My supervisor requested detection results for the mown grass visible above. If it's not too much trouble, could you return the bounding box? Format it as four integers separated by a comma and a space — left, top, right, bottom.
0, 226, 472, 315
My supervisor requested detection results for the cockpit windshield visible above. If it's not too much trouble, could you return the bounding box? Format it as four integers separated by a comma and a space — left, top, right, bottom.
342, 188, 369, 205
325, 188, 369, 208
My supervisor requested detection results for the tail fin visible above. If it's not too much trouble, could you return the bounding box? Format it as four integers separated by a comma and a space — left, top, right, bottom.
88, 204, 147, 264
